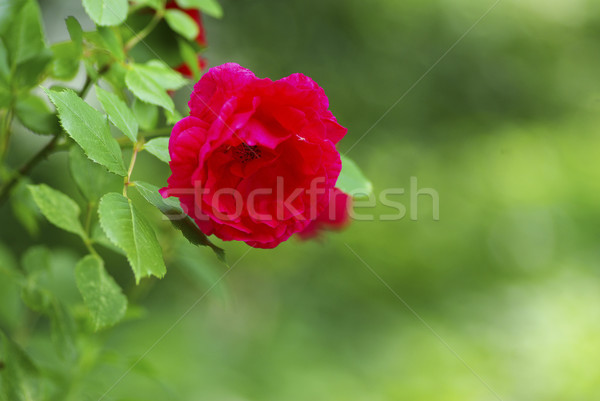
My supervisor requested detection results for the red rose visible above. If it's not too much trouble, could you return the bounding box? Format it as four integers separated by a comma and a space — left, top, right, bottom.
161, 63, 349, 248
297, 188, 351, 240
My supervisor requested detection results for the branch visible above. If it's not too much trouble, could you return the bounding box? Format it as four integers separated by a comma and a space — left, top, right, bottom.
0, 134, 61, 206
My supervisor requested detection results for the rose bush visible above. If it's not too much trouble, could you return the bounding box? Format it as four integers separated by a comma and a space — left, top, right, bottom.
161, 63, 351, 248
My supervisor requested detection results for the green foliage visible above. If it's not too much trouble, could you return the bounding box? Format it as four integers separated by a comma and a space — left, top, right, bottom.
69, 146, 122, 202
45, 88, 127, 176
75, 255, 127, 330
337, 154, 373, 199
176, 0, 223, 19
165, 9, 200, 41
126, 64, 175, 112
178, 38, 202, 80
0, 0, 27, 36
28, 184, 86, 238
96, 86, 139, 142
143, 137, 170, 162
132, 98, 159, 130
14, 94, 59, 135
0, 1, 382, 398
98, 192, 167, 283
134, 181, 225, 261
4, 0, 46, 67
0, 330, 41, 401
83, 0, 129, 27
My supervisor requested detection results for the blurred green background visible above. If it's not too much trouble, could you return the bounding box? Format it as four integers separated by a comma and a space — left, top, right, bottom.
3, 0, 600, 399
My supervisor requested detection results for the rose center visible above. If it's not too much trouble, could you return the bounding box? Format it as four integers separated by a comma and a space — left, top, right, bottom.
232, 143, 262, 164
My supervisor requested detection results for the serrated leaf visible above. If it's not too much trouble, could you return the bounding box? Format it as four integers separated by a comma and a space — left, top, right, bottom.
143, 137, 170, 163
135, 60, 188, 90
45, 88, 127, 176
176, 0, 222, 19
4, 0, 46, 66
83, 0, 128, 26
69, 146, 122, 203
14, 93, 59, 135
98, 193, 166, 283
96, 86, 138, 142
75, 255, 127, 330
28, 184, 86, 238
134, 181, 225, 262
133, 181, 181, 214
132, 98, 158, 131
165, 9, 199, 41
126, 65, 174, 112
337, 154, 373, 199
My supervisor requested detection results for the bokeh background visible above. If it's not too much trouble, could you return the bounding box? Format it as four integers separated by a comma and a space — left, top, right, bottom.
3, 0, 600, 399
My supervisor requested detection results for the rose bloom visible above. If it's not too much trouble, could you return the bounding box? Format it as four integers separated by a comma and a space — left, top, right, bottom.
161, 63, 351, 248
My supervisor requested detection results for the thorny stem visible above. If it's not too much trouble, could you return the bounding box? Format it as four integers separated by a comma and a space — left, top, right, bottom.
0, 134, 62, 206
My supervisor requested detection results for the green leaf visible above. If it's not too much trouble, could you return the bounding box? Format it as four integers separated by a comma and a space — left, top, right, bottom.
98, 193, 167, 283
0, 40, 10, 85
83, 0, 128, 26
28, 184, 86, 238
48, 301, 77, 361
165, 9, 199, 41
65, 16, 83, 51
14, 93, 59, 135
69, 146, 122, 203
165, 107, 183, 125
126, 65, 175, 112
49, 42, 80, 80
178, 38, 201, 80
75, 255, 127, 330
0, 329, 41, 401
96, 86, 138, 142
44, 88, 127, 176
132, 0, 163, 10
98, 26, 125, 61
141, 60, 188, 90
134, 181, 226, 262
176, 0, 223, 19
10, 180, 40, 236
337, 154, 373, 199
0, 0, 26, 36
132, 98, 158, 131
4, 0, 46, 66
133, 181, 180, 214
21, 246, 50, 276
143, 137, 170, 163
12, 50, 52, 88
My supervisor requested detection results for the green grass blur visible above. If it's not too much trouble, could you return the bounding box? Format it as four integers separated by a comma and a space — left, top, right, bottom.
4, 0, 600, 399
